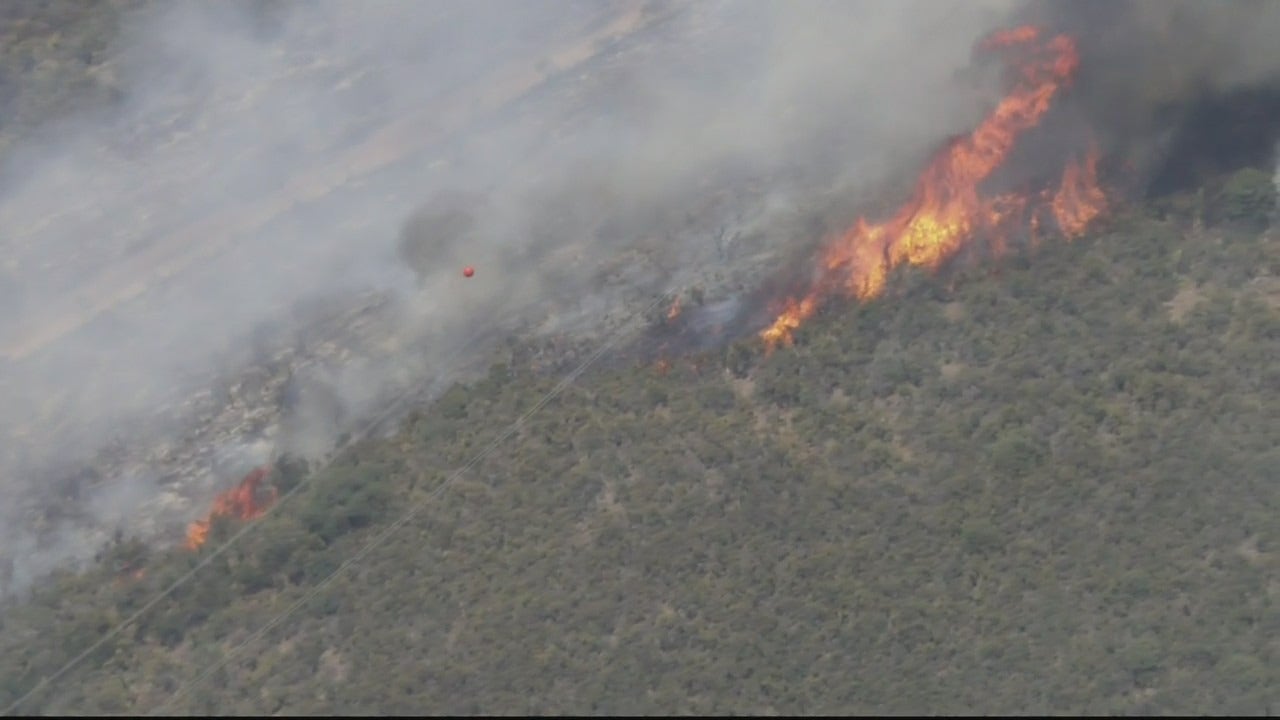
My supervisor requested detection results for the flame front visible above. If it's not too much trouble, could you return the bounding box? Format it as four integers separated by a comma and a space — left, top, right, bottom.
1052, 142, 1107, 238
185, 466, 277, 550
762, 26, 1107, 350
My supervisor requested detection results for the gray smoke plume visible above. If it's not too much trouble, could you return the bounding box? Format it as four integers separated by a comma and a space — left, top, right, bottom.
1275, 142, 1280, 205
1015, 0, 1280, 190
6, 0, 1280, 596
0, 0, 1030, 595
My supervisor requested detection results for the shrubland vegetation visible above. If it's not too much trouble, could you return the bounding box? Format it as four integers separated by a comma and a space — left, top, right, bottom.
1, 172, 1277, 714
1, 5, 1278, 715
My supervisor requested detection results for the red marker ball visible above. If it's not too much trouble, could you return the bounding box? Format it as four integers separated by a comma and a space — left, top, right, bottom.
463, 266, 475, 278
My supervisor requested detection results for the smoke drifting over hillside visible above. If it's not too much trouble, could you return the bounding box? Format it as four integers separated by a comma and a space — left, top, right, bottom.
1016, 0, 1280, 193
2, 0, 1280, 594
0, 0, 1024, 594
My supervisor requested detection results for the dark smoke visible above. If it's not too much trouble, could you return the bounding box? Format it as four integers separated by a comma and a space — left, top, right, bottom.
1017, 0, 1280, 196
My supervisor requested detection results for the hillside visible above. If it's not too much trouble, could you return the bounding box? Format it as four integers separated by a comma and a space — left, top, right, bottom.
0, 1, 140, 152
2, 182, 1276, 714
0, 0, 724, 590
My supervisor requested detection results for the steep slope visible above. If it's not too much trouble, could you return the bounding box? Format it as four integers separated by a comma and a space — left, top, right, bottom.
0, 1, 765, 592
2, 192, 1276, 714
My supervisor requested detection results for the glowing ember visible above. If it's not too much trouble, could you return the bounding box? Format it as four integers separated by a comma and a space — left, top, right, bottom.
761, 26, 1107, 351
112, 565, 147, 586
185, 466, 277, 551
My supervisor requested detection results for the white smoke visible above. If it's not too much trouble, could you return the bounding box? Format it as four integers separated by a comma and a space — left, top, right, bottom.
0, 0, 1034, 593
1274, 142, 1280, 209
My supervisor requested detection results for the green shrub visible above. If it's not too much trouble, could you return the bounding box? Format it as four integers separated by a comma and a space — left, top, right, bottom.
1209, 167, 1276, 230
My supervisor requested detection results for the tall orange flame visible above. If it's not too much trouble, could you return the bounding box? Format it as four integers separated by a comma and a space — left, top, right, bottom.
185, 466, 277, 550
761, 26, 1106, 351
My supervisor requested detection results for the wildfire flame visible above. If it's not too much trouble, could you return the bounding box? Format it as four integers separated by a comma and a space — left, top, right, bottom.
667, 296, 682, 321
1051, 142, 1107, 237
112, 565, 147, 587
761, 26, 1107, 351
185, 465, 277, 551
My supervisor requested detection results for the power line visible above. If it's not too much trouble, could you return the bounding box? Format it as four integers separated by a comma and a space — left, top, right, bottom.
149, 291, 671, 715
2, 312, 501, 716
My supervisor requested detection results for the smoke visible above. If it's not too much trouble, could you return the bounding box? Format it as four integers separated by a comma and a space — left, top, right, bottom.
1012, 0, 1280, 193
0, 0, 1046, 592
13, 0, 1274, 593
1275, 142, 1280, 206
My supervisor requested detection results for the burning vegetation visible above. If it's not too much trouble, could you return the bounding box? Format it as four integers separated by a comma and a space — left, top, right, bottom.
184, 466, 278, 551
761, 26, 1108, 351
178, 25, 1120, 552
